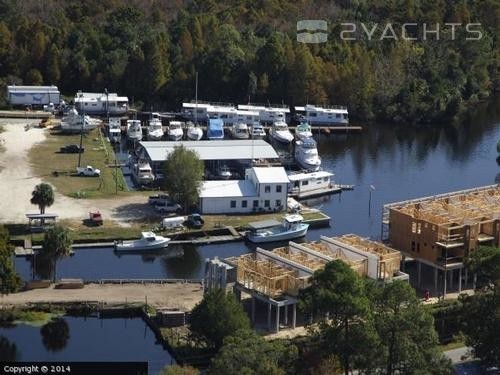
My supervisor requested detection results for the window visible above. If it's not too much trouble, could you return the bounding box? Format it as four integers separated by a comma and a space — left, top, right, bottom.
253, 200, 258, 208
336, 113, 341, 118
310, 112, 317, 117
265, 185, 271, 193
276, 185, 282, 193
411, 241, 416, 252
324, 177, 329, 182
230, 200, 236, 208
242, 200, 247, 208
417, 243, 420, 253
417, 223, 421, 234
264, 200, 270, 207
276, 200, 281, 207
411, 222, 417, 233
302, 180, 309, 186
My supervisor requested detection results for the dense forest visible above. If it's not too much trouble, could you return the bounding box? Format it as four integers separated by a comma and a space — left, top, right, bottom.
0, 0, 498, 124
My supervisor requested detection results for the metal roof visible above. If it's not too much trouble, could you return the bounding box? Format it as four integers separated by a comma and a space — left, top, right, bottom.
200, 180, 257, 198
25, 213, 58, 219
8, 85, 59, 93
140, 140, 279, 161
247, 219, 282, 230
251, 167, 289, 183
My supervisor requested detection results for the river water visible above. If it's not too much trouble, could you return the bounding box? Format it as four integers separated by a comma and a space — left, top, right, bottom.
14, 99, 500, 281
0, 316, 173, 374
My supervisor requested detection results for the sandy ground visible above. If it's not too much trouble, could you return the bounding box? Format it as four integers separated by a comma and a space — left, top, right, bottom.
0, 283, 203, 310
0, 119, 147, 224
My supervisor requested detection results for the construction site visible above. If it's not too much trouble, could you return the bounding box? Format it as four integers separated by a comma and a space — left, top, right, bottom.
382, 184, 500, 296
205, 235, 407, 333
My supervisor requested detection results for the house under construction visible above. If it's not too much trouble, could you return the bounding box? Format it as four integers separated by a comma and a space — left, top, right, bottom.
382, 184, 500, 296
208, 235, 407, 333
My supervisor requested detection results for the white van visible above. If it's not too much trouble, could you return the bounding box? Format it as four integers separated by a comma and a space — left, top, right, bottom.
161, 216, 185, 230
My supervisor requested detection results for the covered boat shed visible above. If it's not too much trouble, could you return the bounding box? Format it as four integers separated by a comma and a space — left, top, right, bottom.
138, 140, 279, 174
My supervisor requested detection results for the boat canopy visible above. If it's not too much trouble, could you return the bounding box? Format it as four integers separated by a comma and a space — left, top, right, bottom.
141, 231, 156, 239
284, 214, 304, 223
247, 219, 281, 230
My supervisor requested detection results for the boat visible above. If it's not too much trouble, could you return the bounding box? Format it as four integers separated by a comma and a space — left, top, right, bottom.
147, 113, 164, 141
114, 231, 170, 252
237, 105, 289, 124
131, 161, 155, 185
294, 137, 321, 171
108, 117, 122, 143
74, 92, 129, 115
294, 104, 349, 125
270, 121, 294, 144
168, 121, 184, 141
60, 108, 101, 133
126, 120, 143, 142
230, 122, 249, 139
207, 118, 224, 140
295, 122, 313, 140
187, 122, 203, 141
288, 171, 342, 198
246, 214, 309, 243
250, 121, 266, 139
218, 165, 233, 180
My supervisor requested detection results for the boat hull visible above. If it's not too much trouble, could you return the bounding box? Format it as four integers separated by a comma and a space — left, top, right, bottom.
169, 134, 183, 141
246, 224, 309, 243
272, 134, 293, 144
187, 128, 203, 141
114, 239, 170, 252
296, 158, 321, 171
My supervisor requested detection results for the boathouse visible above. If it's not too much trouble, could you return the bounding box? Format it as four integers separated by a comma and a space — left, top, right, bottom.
7, 85, 60, 106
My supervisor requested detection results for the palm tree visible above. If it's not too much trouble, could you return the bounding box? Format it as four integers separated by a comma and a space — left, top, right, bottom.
42, 225, 73, 282
30, 183, 54, 214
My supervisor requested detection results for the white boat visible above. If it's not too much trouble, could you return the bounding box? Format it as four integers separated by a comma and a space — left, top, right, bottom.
288, 171, 340, 198
295, 122, 312, 140
74, 92, 129, 115
270, 121, 294, 144
131, 161, 155, 185
147, 113, 164, 141
295, 138, 321, 171
168, 121, 184, 141
114, 232, 170, 252
108, 118, 121, 143
295, 104, 349, 125
60, 108, 101, 133
230, 122, 249, 139
246, 215, 309, 243
250, 122, 266, 139
187, 122, 203, 141
127, 120, 143, 142
218, 165, 232, 179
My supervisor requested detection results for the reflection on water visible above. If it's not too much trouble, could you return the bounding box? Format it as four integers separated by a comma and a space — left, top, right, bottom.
13, 98, 500, 281
0, 317, 173, 374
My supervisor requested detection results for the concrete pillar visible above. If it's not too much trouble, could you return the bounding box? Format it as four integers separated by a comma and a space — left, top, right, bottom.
417, 261, 422, 286
267, 302, 272, 331
458, 268, 462, 293
443, 270, 447, 297
251, 297, 256, 323
276, 305, 280, 333
292, 304, 297, 329
434, 267, 438, 293
284, 305, 288, 325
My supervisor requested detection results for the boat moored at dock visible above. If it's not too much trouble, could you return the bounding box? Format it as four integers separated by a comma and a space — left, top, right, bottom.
168, 121, 184, 141
114, 232, 170, 252
295, 122, 313, 140
294, 137, 321, 171
246, 214, 309, 243
126, 120, 143, 142
147, 113, 164, 141
295, 104, 349, 125
108, 117, 122, 143
288, 171, 352, 198
187, 122, 203, 140
230, 122, 250, 139
270, 121, 294, 144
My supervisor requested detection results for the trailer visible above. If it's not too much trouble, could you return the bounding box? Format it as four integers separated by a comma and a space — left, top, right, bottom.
7, 85, 60, 106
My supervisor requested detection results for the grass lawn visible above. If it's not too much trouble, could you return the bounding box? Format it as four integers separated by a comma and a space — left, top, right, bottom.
29, 127, 129, 198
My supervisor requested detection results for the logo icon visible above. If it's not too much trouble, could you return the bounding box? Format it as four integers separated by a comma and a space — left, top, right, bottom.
297, 20, 328, 43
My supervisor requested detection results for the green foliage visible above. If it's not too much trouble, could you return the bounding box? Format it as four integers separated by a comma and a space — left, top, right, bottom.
189, 288, 250, 349
42, 225, 73, 282
158, 365, 199, 375
0, 225, 22, 294
162, 145, 204, 212
0, 1, 497, 123
209, 329, 298, 375
30, 183, 54, 215
461, 246, 500, 366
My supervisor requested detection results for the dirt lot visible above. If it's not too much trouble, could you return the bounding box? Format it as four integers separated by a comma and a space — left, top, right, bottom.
0, 282, 203, 310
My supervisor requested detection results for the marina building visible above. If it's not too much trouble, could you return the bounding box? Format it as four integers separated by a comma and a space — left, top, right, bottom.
207, 235, 406, 332
74, 91, 129, 115
294, 104, 349, 125
199, 167, 289, 214
7, 85, 60, 106
382, 184, 500, 296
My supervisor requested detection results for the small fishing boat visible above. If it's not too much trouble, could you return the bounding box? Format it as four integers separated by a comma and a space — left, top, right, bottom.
246, 214, 309, 243
60, 108, 101, 133
295, 137, 321, 171
187, 122, 203, 141
126, 120, 143, 142
108, 117, 122, 143
295, 122, 312, 140
168, 121, 184, 141
114, 232, 170, 252
250, 121, 266, 139
230, 122, 250, 139
270, 121, 294, 144
147, 113, 164, 141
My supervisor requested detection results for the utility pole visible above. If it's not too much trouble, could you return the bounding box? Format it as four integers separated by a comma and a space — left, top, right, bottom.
77, 92, 84, 168
195, 71, 198, 125
368, 184, 376, 217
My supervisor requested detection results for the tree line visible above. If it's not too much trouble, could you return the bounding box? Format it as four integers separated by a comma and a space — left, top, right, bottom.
0, 0, 497, 124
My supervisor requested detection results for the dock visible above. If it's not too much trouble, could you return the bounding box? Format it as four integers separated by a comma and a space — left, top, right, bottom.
0, 110, 53, 119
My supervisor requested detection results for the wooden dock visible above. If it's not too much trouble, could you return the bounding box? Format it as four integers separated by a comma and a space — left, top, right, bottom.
0, 110, 53, 119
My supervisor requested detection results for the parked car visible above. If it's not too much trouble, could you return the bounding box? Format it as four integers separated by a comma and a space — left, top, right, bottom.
89, 210, 103, 226
154, 200, 182, 213
186, 213, 204, 229
60, 144, 84, 153
76, 165, 100, 177
161, 216, 185, 229
148, 193, 170, 205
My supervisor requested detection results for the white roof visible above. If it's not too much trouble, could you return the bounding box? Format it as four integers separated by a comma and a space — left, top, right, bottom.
141, 231, 156, 238
140, 140, 278, 161
200, 180, 257, 198
236, 110, 259, 116
8, 85, 59, 93
75, 92, 128, 102
295, 105, 348, 114
251, 167, 289, 183
182, 102, 212, 109
287, 171, 333, 181
238, 104, 290, 113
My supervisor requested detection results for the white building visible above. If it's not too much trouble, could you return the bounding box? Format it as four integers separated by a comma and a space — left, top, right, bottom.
199, 167, 289, 214
74, 91, 129, 115
295, 104, 349, 125
7, 85, 60, 106
237, 104, 290, 124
